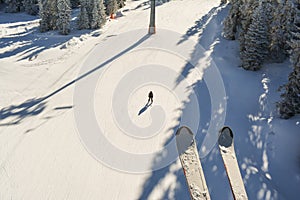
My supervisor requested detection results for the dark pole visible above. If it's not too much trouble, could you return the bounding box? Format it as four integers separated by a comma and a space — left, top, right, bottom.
149, 0, 156, 34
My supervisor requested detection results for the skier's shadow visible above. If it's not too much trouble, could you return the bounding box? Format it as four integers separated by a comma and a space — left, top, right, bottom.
138, 102, 152, 116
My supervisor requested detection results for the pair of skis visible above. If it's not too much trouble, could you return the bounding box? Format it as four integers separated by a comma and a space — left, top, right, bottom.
176, 126, 248, 200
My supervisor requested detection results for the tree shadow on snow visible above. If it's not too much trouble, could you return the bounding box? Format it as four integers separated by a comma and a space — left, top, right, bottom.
177, 5, 220, 45
137, 4, 232, 200
175, 3, 223, 87
201, 6, 293, 200
0, 98, 46, 126
137, 2, 292, 199
133, 0, 171, 11
174, 2, 291, 199
0, 12, 38, 24
137, 78, 233, 200
0, 10, 97, 61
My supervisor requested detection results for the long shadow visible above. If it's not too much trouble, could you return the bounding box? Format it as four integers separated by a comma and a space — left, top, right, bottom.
0, 33, 150, 126
42, 34, 150, 101
138, 102, 152, 115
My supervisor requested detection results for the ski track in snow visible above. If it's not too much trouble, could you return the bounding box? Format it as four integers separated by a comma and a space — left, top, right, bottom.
0, 0, 300, 200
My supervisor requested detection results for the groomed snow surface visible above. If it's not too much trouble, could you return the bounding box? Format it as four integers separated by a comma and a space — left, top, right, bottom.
0, 0, 300, 199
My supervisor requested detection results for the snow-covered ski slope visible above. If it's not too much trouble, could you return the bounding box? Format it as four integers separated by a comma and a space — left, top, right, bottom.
0, 0, 300, 199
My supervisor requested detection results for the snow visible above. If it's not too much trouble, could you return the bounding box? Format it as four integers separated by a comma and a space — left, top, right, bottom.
0, 0, 300, 200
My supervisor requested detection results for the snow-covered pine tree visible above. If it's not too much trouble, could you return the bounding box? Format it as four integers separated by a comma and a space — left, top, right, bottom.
77, 0, 90, 29
238, 0, 258, 57
117, 0, 125, 8
269, 1, 286, 62
223, 0, 241, 40
282, 0, 297, 51
277, 1, 300, 118
90, 0, 100, 28
57, 0, 71, 34
240, 1, 269, 70
106, 0, 117, 18
70, 0, 79, 8
90, 0, 106, 29
269, 0, 295, 62
262, 0, 276, 60
39, 0, 58, 32
156, 0, 170, 4
78, 0, 106, 29
23, 0, 39, 15
221, 0, 227, 4
103, 0, 108, 13
5, 0, 23, 12
98, 0, 107, 27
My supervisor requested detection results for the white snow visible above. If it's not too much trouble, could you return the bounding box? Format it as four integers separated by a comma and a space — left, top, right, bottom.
0, 0, 300, 199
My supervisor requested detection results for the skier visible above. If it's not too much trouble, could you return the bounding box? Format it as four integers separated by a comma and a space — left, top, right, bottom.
148, 91, 153, 105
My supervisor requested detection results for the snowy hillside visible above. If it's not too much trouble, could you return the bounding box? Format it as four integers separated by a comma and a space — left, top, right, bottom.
0, 0, 299, 199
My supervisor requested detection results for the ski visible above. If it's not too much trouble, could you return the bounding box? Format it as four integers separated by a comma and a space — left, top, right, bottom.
176, 126, 211, 200
218, 127, 248, 200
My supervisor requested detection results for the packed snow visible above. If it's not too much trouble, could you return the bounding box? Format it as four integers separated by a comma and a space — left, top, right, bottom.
0, 0, 300, 200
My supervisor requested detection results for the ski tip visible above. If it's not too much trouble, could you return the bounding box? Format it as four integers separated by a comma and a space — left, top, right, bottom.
175, 126, 193, 136
218, 126, 233, 148
175, 126, 195, 155
220, 126, 233, 138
